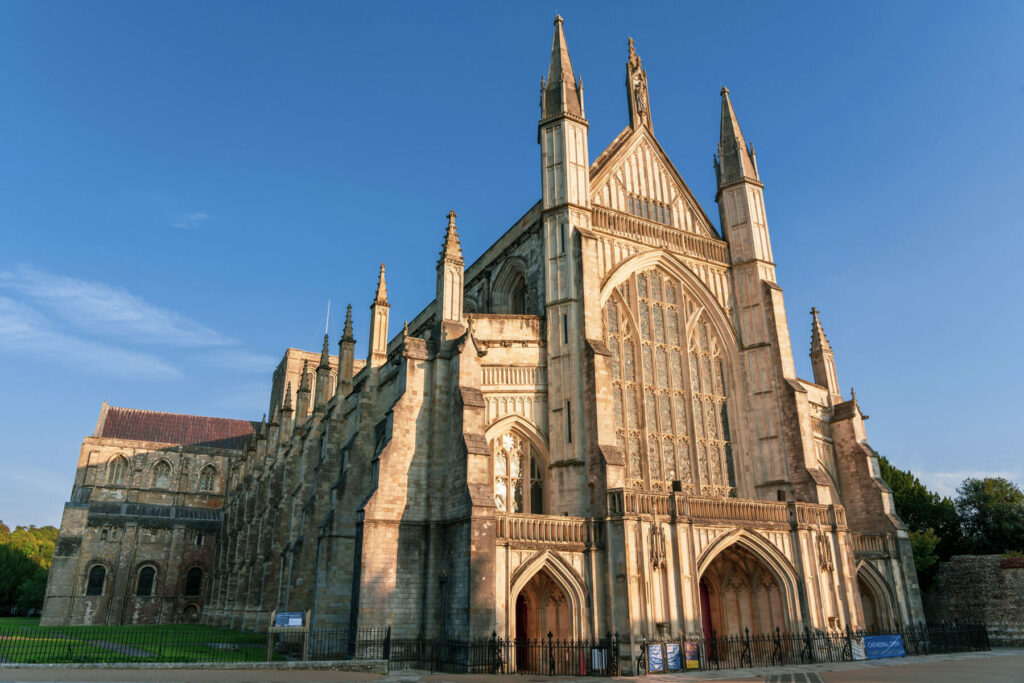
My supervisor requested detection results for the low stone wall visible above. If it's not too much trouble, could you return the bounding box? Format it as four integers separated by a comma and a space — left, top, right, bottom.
925, 555, 1024, 646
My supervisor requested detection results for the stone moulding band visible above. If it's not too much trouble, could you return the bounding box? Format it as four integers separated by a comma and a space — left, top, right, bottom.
591, 206, 730, 265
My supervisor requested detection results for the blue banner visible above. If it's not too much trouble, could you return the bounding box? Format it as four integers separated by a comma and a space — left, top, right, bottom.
864, 634, 906, 659
648, 644, 664, 672
665, 643, 681, 671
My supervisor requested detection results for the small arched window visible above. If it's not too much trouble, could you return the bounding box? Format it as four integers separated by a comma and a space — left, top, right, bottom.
508, 273, 528, 314
107, 456, 128, 486
86, 565, 106, 596
136, 566, 156, 596
530, 457, 544, 514
185, 567, 203, 596
151, 461, 171, 488
198, 465, 216, 492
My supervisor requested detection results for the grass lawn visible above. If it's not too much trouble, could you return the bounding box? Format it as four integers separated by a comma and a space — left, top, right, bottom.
0, 617, 278, 663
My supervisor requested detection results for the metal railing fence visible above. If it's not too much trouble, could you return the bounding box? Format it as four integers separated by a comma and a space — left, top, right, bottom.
636, 622, 989, 674
0, 624, 389, 664
388, 632, 619, 675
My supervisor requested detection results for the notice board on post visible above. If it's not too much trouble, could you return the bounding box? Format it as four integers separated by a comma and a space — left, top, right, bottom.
266, 609, 311, 662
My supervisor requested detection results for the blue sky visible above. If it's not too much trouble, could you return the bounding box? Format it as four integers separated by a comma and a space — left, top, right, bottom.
1, 1, 1021, 527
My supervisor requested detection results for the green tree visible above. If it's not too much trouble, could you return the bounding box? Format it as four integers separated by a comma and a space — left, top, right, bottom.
955, 477, 1024, 554
16, 567, 49, 613
1, 523, 59, 569
0, 544, 40, 611
877, 456, 960, 558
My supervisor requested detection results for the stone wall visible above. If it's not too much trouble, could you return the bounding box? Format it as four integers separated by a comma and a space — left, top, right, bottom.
925, 555, 1024, 645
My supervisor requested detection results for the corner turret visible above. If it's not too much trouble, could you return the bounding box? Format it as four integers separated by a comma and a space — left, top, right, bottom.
810, 307, 841, 399
368, 264, 390, 367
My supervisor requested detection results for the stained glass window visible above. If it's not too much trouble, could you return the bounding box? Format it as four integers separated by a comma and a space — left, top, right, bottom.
603, 267, 734, 495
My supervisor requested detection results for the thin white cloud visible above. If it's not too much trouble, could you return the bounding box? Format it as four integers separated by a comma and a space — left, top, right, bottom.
917, 469, 1024, 499
0, 265, 233, 347
171, 212, 210, 229
0, 296, 180, 379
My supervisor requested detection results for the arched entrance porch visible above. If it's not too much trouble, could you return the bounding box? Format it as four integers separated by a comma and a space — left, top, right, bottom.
856, 561, 895, 632
696, 532, 800, 638
508, 551, 587, 673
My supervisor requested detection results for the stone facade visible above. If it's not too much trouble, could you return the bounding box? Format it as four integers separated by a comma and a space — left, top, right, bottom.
926, 556, 1024, 645
41, 403, 257, 625
43, 17, 924, 657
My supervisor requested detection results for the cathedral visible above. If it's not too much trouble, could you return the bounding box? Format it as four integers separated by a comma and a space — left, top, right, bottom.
42, 16, 923, 655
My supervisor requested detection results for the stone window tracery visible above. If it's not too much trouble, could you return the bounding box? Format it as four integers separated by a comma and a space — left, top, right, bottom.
198, 465, 216, 492
493, 432, 543, 514
107, 456, 128, 486
151, 460, 171, 489
604, 267, 734, 495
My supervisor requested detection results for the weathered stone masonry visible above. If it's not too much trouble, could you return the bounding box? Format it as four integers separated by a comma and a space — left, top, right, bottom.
43, 18, 923, 656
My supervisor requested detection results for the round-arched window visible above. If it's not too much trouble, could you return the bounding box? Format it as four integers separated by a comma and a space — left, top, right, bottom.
184, 567, 203, 596
136, 566, 156, 596
86, 565, 106, 596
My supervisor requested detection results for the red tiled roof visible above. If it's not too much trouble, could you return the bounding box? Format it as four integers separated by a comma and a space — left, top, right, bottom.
98, 405, 258, 450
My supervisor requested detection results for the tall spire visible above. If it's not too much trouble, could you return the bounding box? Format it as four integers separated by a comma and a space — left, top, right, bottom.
439, 209, 463, 263
374, 263, 389, 305
281, 381, 294, 441
342, 303, 354, 341
295, 359, 312, 418
715, 86, 759, 191
541, 16, 583, 119
315, 332, 332, 412
809, 307, 840, 397
318, 332, 331, 369
368, 264, 391, 366
436, 210, 465, 325
336, 304, 356, 398
283, 381, 293, 411
810, 307, 832, 355
626, 37, 651, 130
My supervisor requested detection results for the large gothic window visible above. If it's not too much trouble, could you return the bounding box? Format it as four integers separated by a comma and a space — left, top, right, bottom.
493, 432, 543, 514
107, 456, 128, 486
604, 267, 734, 495
198, 465, 216, 492
151, 460, 171, 489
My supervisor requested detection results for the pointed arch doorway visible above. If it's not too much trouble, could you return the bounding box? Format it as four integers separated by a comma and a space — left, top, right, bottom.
697, 537, 796, 637
509, 552, 587, 674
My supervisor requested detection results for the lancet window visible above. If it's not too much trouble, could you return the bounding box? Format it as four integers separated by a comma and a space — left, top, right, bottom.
604, 267, 734, 495
107, 456, 128, 486
493, 432, 543, 514
151, 460, 171, 489
198, 465, 216, 492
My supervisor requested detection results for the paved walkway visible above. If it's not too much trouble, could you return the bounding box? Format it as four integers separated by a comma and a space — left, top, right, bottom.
0, 648, 1022, 683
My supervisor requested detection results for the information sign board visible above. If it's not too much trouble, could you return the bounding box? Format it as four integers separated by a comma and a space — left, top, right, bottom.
864, 634, 906, 659
273, 611, 305, 627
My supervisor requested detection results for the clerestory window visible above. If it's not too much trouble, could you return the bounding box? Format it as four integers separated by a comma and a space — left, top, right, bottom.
107, 456, 128, 486
198, 465, 216, 492
151, 461, 171, 489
